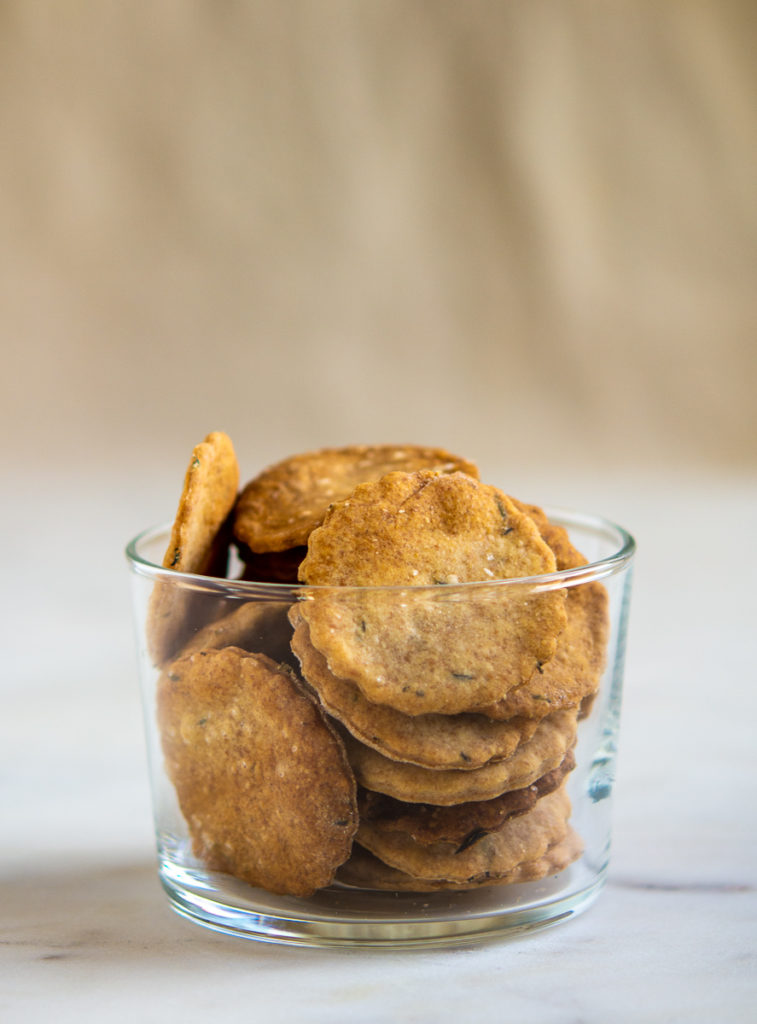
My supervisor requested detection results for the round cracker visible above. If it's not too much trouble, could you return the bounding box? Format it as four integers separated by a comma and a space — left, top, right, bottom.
157, 646, 357, 897
479, 501, 609, 719
298, 471, 567, 716
340, 709, 578, 805
161, 431, 239, 574
355, 786, 572, 885
337, 829, 583, 891
483, 580, 609, 720
357, 749, 574, 849
147, 431, 240, 665
289, 605, 539, 770
234, 444, 479, 553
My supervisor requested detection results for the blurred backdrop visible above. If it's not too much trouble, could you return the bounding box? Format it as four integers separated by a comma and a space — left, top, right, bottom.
2, 0, 756, 890
2, 0, 755, 502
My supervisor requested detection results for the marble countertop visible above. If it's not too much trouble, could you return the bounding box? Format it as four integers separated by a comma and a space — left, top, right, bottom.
2, 468, 755, 1023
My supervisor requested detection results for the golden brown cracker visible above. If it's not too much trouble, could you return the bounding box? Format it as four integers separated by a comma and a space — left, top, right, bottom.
511, 499, 587, 572
289, 606, 539, 770
298, 471, 567, 715
483, 580, 609, 720
340, 709, 578, 805
355, 786, 572, 885
358, 749, 574, 850
478, 500, 609, 719
147, 431, 240, 664
161, 431, 239, 574
157, 646, 357, 897
234, 444, 479, 554
337, 828, 583, 891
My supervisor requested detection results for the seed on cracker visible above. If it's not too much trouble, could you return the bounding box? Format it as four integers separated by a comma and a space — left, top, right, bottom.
234, 444, 479, 554
298, 470, 567, 715
147, 431, 240, 665
340, 709, 578, 805
289, 605, 539, 770
157, 646, 358, 897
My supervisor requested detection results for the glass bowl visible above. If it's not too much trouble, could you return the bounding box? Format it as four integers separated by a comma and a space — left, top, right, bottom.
126, 509, 634, 948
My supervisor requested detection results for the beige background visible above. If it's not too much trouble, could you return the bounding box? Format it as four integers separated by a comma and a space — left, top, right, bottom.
2, 1, 755, 507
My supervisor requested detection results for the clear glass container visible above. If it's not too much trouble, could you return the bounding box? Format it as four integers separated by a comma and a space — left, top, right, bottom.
126, 509, 634, 948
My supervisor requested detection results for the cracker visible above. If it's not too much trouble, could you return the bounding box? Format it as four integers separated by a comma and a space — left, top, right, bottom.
337, 829, 583, 891
234, 444, 479, 554
298, 471, 567, 715
289, 606, 539, 770
354, 786, 571, 884
511, 499, 586, 573
157, 646, 357, 897
176, 599, 295, 668
340, 709, 577, 805
479, 500, 609, 719
160, 431, 239, 574
147, 431, 240, 665
483, 579, 609, 720
358, 749, 574, 850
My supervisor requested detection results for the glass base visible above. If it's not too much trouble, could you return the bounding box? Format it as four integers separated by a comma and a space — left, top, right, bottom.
158, 857, 605, 949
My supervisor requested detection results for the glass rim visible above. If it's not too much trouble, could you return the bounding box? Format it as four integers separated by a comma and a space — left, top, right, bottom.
125, 507, 635, 597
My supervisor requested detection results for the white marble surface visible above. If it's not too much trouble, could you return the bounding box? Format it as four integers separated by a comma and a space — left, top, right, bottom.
2, 467, 756, 1023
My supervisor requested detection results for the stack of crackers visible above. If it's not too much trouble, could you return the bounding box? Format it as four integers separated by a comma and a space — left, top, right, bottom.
150, 433, 608, 897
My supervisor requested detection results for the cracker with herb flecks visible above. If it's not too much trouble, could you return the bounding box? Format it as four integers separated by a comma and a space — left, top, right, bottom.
357, 748, 574, 850
462, 499, 609, 721
337, 828, 583, 891
352, 786, 572, 885
157, 646, 358, 897
289, 605, 539, 770
339, 709, 577, 805
482, 578, 609, 720
233, 444, 479, 554
297, 470, 568, 716
147, 431, 239, 665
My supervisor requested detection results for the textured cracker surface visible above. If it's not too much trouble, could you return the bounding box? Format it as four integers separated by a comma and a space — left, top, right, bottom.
355, 786, 572, 884
299, 471, 567, 715
146, 431, 239, 665
234, 444, 479, 553
289, 605, 539, 769
157, 646, 357, 897
337, 828, 583, 891
358, 749, 574, 847
480, 500, 609, 719
341, 709, 578, 804
483, 580, 609, 720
